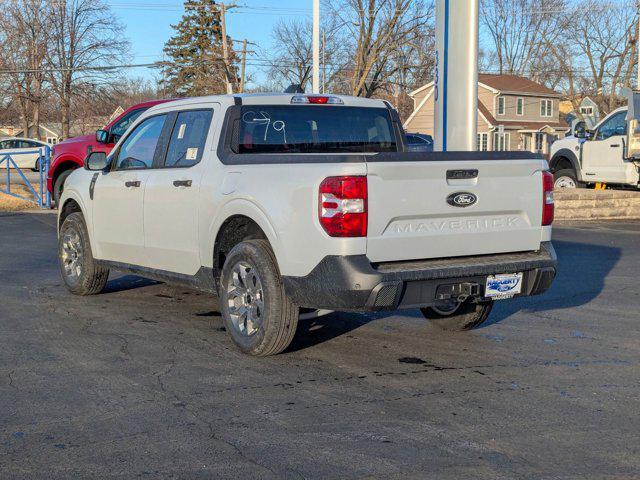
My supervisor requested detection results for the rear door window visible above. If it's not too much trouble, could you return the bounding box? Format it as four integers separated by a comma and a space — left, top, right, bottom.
163, 110, 213, 168
234, 106, 396, 154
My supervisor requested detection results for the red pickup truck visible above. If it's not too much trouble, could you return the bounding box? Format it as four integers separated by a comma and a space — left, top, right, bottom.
48, 99, 169, 206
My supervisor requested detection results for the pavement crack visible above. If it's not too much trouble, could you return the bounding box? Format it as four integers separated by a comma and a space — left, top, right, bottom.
155, 345, 177, 393
206, 422, 290, 479
7, 370, 16, 389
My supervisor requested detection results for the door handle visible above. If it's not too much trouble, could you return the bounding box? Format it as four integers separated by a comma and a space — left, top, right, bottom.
173, 180, 192, 187
610, 144, 620, 148
125, 180, 141, 188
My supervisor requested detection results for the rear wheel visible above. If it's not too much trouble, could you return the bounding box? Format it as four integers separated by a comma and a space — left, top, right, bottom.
220, 239, 298, 356
31, 157, 42, 172
553, 169, 582, 189
421, 300, 494, 331
58, 212, 109, 295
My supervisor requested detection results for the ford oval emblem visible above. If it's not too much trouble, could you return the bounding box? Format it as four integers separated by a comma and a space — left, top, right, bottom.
447, 192, 477, 208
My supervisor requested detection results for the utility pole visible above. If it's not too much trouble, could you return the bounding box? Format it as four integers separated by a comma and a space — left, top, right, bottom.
220, 2, 235, 94
321, 30, 326, 93
312, 0, 320, 93
240, 38, 247, 93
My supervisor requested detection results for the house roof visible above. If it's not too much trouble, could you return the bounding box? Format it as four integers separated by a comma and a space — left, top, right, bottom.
478, 73, 560, 96
409, 74, 560, 98
14, 123, 61, 137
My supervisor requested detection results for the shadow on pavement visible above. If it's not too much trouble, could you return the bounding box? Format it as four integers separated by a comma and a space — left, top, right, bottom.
482, 239, 621, 327
82, 238, 622, 347
102, 274, 160, 293
288, 238, 622, 349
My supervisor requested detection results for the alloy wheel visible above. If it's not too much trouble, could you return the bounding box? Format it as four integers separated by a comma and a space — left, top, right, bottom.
61, 230, 84, 279
226, 261, 265, 336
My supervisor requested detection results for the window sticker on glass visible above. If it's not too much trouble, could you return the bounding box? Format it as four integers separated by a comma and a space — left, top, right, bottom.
177, 123, 187, 139
186, 148, 198, 160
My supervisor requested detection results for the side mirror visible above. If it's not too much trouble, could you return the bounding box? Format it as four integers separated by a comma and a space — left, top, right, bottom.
573, 121, 586, 139
95, 129, 109, 144
85, 151, 109, 171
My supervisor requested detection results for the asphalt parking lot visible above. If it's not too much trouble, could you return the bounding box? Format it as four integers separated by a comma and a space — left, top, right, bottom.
1, 212, 639, 479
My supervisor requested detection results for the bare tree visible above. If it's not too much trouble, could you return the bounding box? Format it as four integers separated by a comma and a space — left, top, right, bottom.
480, 0, 568, 80
267, 17, 344, 92
326, 0, 435, 98
0, 0, 49, 137
269, 20, 314, 91
544, 0, 637, 115
47, 0, 128, 138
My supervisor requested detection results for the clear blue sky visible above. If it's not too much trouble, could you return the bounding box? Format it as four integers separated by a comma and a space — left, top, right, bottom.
110, 0, 312, 88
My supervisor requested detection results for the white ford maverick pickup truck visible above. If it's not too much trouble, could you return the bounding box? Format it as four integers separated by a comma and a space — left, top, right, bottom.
57, 94, 557, 356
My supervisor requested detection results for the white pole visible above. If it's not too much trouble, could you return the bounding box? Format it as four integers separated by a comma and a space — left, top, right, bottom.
434, 0, 479, 151
312, 0, 320, 93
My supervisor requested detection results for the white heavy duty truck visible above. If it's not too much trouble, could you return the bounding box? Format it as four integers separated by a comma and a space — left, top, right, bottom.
57, 94, 557, 356
550, 105, 640, 189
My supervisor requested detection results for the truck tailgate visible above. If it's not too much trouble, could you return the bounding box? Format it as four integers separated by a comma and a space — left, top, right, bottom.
366, 158, 547, 263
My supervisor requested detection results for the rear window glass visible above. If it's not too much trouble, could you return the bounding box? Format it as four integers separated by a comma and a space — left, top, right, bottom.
233, 106, 396, 154
164, 110, 213, 168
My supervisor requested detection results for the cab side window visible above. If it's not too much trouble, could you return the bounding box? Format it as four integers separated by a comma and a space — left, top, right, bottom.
596, 112, 627, 141
17, 140, 39, 148
115, 114, 166, 170
163, 110, 213, 168
110, 108, 146, 140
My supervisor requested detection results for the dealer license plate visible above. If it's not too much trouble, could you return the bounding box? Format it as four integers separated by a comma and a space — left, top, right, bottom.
485, 273, 523, 300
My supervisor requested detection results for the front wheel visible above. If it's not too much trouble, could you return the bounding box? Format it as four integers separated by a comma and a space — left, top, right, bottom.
58, 212, 109, 295
421, 300, 494, 331
220, 239, 299, 356
53, 169, 73, 207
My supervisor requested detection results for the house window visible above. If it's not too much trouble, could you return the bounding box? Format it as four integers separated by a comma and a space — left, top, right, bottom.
476, 133, 488, 151
580, 106, 594, 116
497, 96, 505, 116
517, 98, 524, 116
540, 99, 553, 117
493, 132, 510, 151
46, 137, 58, 145
535, 132, 544, 152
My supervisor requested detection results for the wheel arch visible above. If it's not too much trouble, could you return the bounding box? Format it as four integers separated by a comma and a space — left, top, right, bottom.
57, 191, 89, 236
549, 148, 580, 174
52, 158, 82, 187
208, 200, 282, 288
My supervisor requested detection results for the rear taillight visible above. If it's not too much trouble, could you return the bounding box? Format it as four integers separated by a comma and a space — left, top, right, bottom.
542, 171, 554, 226
319, 176, 367, 237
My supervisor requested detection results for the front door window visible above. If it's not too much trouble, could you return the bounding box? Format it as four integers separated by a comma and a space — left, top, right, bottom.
595, 111, 627, 141
115, 115, 167, 170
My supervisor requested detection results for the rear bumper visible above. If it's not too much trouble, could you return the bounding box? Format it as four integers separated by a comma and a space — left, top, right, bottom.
282, 242, 557, 312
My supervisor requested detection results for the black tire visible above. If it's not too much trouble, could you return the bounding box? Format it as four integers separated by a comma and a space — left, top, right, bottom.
553, 169, 583, 189
53, 169, 73, 207
31, 157, 43, 172
58, 212, 109, 295
219, 239, 298, 356
421, 300, 494, 331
